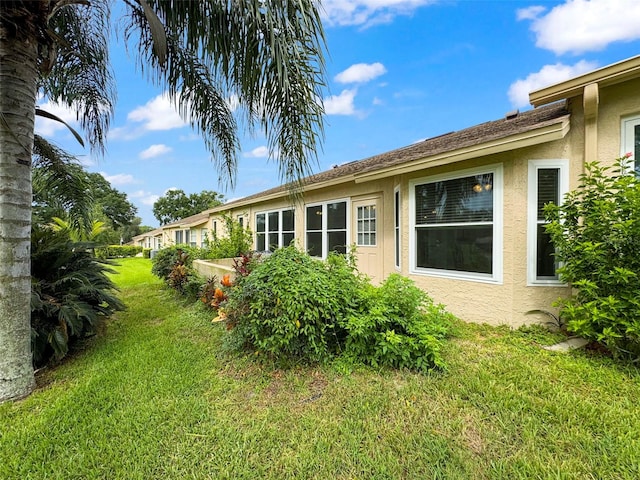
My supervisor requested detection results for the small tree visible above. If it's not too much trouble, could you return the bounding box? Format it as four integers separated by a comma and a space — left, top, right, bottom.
545, 156, 640, 360
207, 214, 252, 259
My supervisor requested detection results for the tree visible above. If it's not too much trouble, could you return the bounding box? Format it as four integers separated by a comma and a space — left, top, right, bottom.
153, 189, 223, 225
32, 135, 94, 234
120, 217, 154, 244
32, 145, 137, 244
86, 173, 137, 230
0, 0, 326, 402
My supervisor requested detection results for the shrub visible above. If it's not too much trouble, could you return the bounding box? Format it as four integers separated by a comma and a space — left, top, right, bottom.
143, 248, 151, 259
95, 245, 143, 259
151, 245, 205, 281
206, 214, 252, 259
30, 226, 125, 367
222, 246, 453, 370
341, 274, 454, 371
545, 157, 640, 360
223, 247, 364, 362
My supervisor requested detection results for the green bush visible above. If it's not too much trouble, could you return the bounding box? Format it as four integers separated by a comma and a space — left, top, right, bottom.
31, 226, 125, 367
151, 245, 207, 301
545, 157, 640, 360
341, 274, 454, 371
223, 246, 453, 370
143, 248, 151, 259
151, 245, 206, 281
95, 245, 143, 259
206, 214, 252, 259
223, 247, 362, 361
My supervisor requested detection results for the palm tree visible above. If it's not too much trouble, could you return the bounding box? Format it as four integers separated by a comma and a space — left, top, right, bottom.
0, 0, 326, 402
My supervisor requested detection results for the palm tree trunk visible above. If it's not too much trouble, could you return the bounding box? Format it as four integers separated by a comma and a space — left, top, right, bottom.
0, 31, 38, 402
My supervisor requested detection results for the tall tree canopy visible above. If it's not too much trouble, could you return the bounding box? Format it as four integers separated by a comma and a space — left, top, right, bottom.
0, 0, 326, 402
86, 172, 137, 230
153, 189, 223, 225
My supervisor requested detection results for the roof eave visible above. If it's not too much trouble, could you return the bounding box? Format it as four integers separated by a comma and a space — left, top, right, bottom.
354, 116, 570, 183
530, 55, 640, 107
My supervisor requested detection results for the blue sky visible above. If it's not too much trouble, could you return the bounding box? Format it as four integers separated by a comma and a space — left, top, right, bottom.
35, 0, 640, 227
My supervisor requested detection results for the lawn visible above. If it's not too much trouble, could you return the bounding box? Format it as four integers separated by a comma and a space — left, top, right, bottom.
1, 257, 639, 479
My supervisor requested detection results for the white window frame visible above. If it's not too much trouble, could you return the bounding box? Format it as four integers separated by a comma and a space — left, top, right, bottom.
527, 160, 569, 285
394, 186, 401, 270
254, 208, 295, 252
304, 198, 350, 259
200, 228, 208, 247
356, 204, 377, 247
409, 164, 503, 284
621, 114, 640, 173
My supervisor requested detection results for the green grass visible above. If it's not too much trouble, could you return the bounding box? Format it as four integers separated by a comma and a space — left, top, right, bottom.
1, 257, 639, 479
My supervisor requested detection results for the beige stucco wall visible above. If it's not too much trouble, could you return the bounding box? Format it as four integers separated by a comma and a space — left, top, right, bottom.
597, 77, 640, 161
189, 77, 639, 328
193, 258, 235, 279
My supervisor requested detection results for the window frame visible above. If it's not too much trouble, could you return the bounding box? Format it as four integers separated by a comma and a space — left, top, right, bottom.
356, 204, 377, 247
527, 159, 569, 286
254, 208, 296, 252
621, 114, 640, 174
409, 164, 503, 284
304, 198, 350, 259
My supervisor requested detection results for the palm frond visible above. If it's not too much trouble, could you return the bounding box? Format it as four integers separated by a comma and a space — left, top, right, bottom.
39, 0, 115, 155
121, 0, 326, 186
32, 135, 93, 233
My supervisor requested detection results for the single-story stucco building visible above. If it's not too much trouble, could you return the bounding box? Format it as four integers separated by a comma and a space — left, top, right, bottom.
134, 55, 640, 327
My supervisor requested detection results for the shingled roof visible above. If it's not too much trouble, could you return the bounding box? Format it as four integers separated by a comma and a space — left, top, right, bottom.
221, 101, 569, 209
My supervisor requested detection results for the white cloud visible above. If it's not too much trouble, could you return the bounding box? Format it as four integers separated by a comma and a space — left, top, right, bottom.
321, 0, 436, 28
141, 195, 160, 206
516, 5, 546, 21
335, 62, 387, 84
139, 144, 172, 159
243, 146, 270, 158
520, 0, 640, 55
323, 89, 358, 115
34, 99, 79, 138
129, 190, 160, 206
100, 172, 135, 186
507, 60, 598, 107
179, 133, 200, 141
128, 94, 187, 131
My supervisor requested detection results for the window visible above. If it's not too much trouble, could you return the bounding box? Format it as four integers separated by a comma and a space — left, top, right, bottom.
394, 187, 401, 269
306, 200, 348, 258
356, 205, 376, 246
527, 160, 569, 285
212, 220, 217, 237
237, 215, 244, 229
410, 165, 503, 282
255, 209, 295, 252
200, 228, 208, 247
622, 115, 640, 174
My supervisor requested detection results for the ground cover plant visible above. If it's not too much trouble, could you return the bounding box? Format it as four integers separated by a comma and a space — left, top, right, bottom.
545, 156, 640, 360
2, 257, 639, 479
